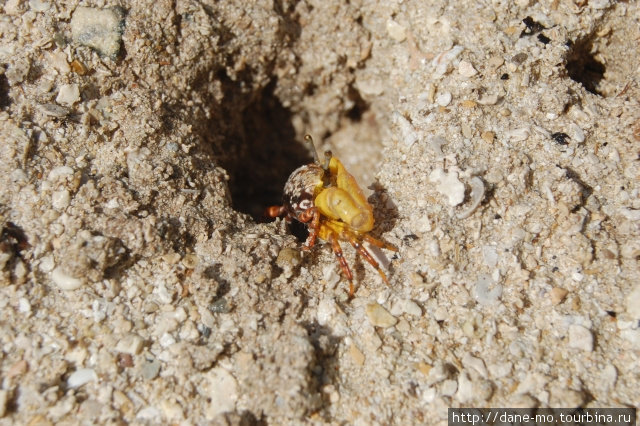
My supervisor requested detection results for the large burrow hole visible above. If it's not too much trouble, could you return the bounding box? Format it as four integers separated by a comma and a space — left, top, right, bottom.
213, 79, 313, 220
202, 75, 384, 223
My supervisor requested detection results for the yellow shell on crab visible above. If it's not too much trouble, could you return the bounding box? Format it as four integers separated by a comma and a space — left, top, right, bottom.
313, 157, 374, 233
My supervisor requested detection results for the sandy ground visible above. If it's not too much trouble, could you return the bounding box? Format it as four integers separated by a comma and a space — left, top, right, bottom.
1, 0, 639, 424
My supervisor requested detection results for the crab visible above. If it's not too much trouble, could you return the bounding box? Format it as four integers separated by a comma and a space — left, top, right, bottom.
266, 135, 397, 297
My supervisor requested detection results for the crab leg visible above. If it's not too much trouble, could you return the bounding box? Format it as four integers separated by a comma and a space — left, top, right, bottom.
328, 231, 355, 298
264, 205, 287, 218
360, 233, 398, 252
298, 206, 320, 250
346, 233, 391, 286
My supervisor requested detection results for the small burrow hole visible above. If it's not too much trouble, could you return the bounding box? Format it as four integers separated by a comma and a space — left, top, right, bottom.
565, 35, 606, 96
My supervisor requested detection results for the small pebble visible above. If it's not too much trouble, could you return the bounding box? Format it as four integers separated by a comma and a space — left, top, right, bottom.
481, 131, 495, 143
416, 362, 432, 376
365, 302, 398, 328
550, 287, 568, 305
478, 94, 499, 105
67, 368, 98, 388
441, 379, 457, 396
51, 267, 85, 290
0, 390, 7, 417
52, 189, 71, 209
115, 333, 144, 355
461, 100, 477, 108
71, 7, 125, 58
462, 353, 488, 378
141, 358, 161, 380
386, 20, 406, 42
137, 406, 161, 421
625, 285, 640, 319
458, 60, 478, 77
569, 123, 585, 143
456, 373, 474, 402
56, 84, 80, 106
568, 324, 594, 351
39, 103, 71, 117
160, 398, 184, 421
349, 343, 365, 366
435, 92, 452, 106
48, 166, 74, 181
429, 168, 465, 206
488, 56, 504, 69
204, 368, 238, 419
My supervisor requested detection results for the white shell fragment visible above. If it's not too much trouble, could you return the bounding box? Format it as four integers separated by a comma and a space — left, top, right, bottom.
431, 45, 464, 78
51, 267, 85, 290
457, 177, 486, 219
429, 168, 465, 206
67, 368, 98, 388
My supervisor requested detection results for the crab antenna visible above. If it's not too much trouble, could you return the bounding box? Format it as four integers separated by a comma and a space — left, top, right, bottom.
304, 134, 322, 165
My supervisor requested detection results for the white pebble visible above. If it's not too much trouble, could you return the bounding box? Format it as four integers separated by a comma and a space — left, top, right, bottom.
18, 298, 31, 314
204, 368, 238, 420
46, 50, 70, 74
506, 127, 530, 142
569, 123, 585, 143
159, 332, 176, 348
455, 373, 474, 402
440, 379, 457, 396
51, 267, 85, 290
317, 297, 337, 326
473, 274, 502, 305
386, 20, 406, 42
625, 285, 640, 319
48, 165, 74, 181
365, 302, 398, 328
71, 7, 124, 58
429, 168, 465, 206
462, 353, 488, 378
56, 84, 80, 106
478, 94, 499, 105
356, 78, 384, 96
29, 0, 50, 12
52, 189, 71, 209
402, 299, 423, 317
568, 324, 594, 351
435, 92, 452, 106
39, 255, 55, 273
67, 368, 97, 388
393, 111, 418, 147
115, 333, 144, 355
458, 60, 478, 78
136, 406, 161, 421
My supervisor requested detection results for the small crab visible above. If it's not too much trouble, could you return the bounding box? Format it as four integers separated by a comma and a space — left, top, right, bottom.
266, 135, 397, 297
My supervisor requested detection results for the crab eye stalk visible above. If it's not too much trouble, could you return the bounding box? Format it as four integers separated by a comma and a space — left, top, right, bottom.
304, 134, 322, 165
